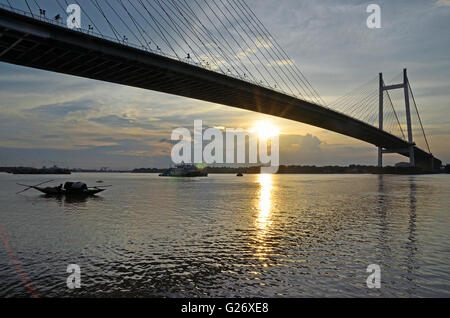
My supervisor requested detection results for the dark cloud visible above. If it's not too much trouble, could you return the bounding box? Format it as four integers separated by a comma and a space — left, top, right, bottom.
90, 115, 134, 126
89, 115, 155, 130
280, 133, 322, 151
159, 138, 179, 145
41, 134, 60, 139
29, 101, 92, 118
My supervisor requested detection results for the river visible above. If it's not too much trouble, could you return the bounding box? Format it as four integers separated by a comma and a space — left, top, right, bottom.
0, 173, 448, 297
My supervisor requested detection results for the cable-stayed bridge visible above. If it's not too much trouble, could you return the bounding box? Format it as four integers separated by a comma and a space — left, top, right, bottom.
0, 1, 442, 171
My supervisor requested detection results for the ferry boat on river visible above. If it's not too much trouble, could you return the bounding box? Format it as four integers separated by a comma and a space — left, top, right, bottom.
159, 163, 208, 177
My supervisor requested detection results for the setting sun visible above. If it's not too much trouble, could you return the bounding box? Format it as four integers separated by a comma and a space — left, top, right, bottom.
250, 121, 280, 140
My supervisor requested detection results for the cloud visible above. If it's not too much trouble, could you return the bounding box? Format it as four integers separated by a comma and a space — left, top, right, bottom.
281, 133, 322, 151
275, 59, 295, 66
436, 0, 450, 6
29, 101, 92, 118
255, 37, 273, 48
279, 133, 323, 164
90, 115, 135, 127
89, 115, 155, 130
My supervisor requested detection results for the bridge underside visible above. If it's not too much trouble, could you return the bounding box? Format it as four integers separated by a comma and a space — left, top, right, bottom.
0, 9, 441, 171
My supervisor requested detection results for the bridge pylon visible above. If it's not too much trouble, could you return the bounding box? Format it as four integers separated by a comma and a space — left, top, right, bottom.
378, 68, 415, 168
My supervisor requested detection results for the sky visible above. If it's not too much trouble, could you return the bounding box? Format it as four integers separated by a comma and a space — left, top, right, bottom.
0, 0, 449, 169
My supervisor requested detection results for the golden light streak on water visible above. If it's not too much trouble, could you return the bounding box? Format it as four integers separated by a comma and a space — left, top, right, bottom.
254, 174, 274, 261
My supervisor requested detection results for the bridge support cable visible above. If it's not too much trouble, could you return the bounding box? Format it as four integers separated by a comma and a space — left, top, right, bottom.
382, 93, 397, 135
329, 76, 379, 119
185, 0, 257, 79
203, 0, 274, 89
329, 76, 378, 109
236, 0, 325, 105
119, 1, 155, 52
126, 0, 178, 56
157, 0, 327, 103
138, 0, 185, 59
158, 0, 269, 87
90, 0, 121, 41
154, 0, 228, 73
355, 92, 380, 124
104, 0, 148, 48
383, 89, 405, 140
168, 0, 248, 77
195, 0, 318, 100
30, 0, 40, 11
126, 0, 178, 58
237, 0, 326, 105
66, 0, 108, 40
142, 0, 198, 60
408, 81, 432, 154
160, 0, 229, 73
149, 0, 212, 68
146, 0, 214, 67
232, 0, 310, 100
218, 0, 297, 97
333, 88, 378, 118
24, 0, 33, 17
177, 0, 258, 82
0, 0, 326, 105
329, 73, 405, 142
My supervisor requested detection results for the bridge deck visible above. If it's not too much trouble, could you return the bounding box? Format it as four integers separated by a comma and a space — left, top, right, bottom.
0, 8, 441, 170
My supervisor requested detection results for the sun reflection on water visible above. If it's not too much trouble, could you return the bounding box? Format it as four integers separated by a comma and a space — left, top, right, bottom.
254, 174, 274, 260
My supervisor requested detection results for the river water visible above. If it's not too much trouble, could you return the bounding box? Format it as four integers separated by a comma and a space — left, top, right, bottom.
0, 173, 448, 297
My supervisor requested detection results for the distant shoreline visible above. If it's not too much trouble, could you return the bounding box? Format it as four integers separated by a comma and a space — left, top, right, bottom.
2, 165, 449, 175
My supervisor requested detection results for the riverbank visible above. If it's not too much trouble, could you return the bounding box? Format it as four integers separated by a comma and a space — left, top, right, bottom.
2, 164, 449, 175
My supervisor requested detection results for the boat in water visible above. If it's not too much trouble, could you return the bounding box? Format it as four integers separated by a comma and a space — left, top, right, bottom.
159, 163, 208, 177
17, 181, 109, 196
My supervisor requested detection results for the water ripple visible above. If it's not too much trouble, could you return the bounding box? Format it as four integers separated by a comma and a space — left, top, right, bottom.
0, 173, 449, 297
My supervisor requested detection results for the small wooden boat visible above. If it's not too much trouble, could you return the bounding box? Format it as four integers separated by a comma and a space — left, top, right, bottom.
237, 173, 244, 177
31, 186, 105, 196
17, 181, 109, 196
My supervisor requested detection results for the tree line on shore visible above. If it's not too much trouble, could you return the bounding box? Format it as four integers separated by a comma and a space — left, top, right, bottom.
132, 164, 450, 174
1, 164, 449, 174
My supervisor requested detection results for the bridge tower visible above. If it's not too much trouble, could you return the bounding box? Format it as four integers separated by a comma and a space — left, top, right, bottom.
378, 69, 415, 168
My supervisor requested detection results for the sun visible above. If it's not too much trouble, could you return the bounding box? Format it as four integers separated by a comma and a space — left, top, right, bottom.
250, 121, 280, 140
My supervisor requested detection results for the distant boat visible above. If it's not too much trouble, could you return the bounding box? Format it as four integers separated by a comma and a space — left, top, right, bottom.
159, 163, 208, 177
17, 181, 109, 196
237, 173, 244, 177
